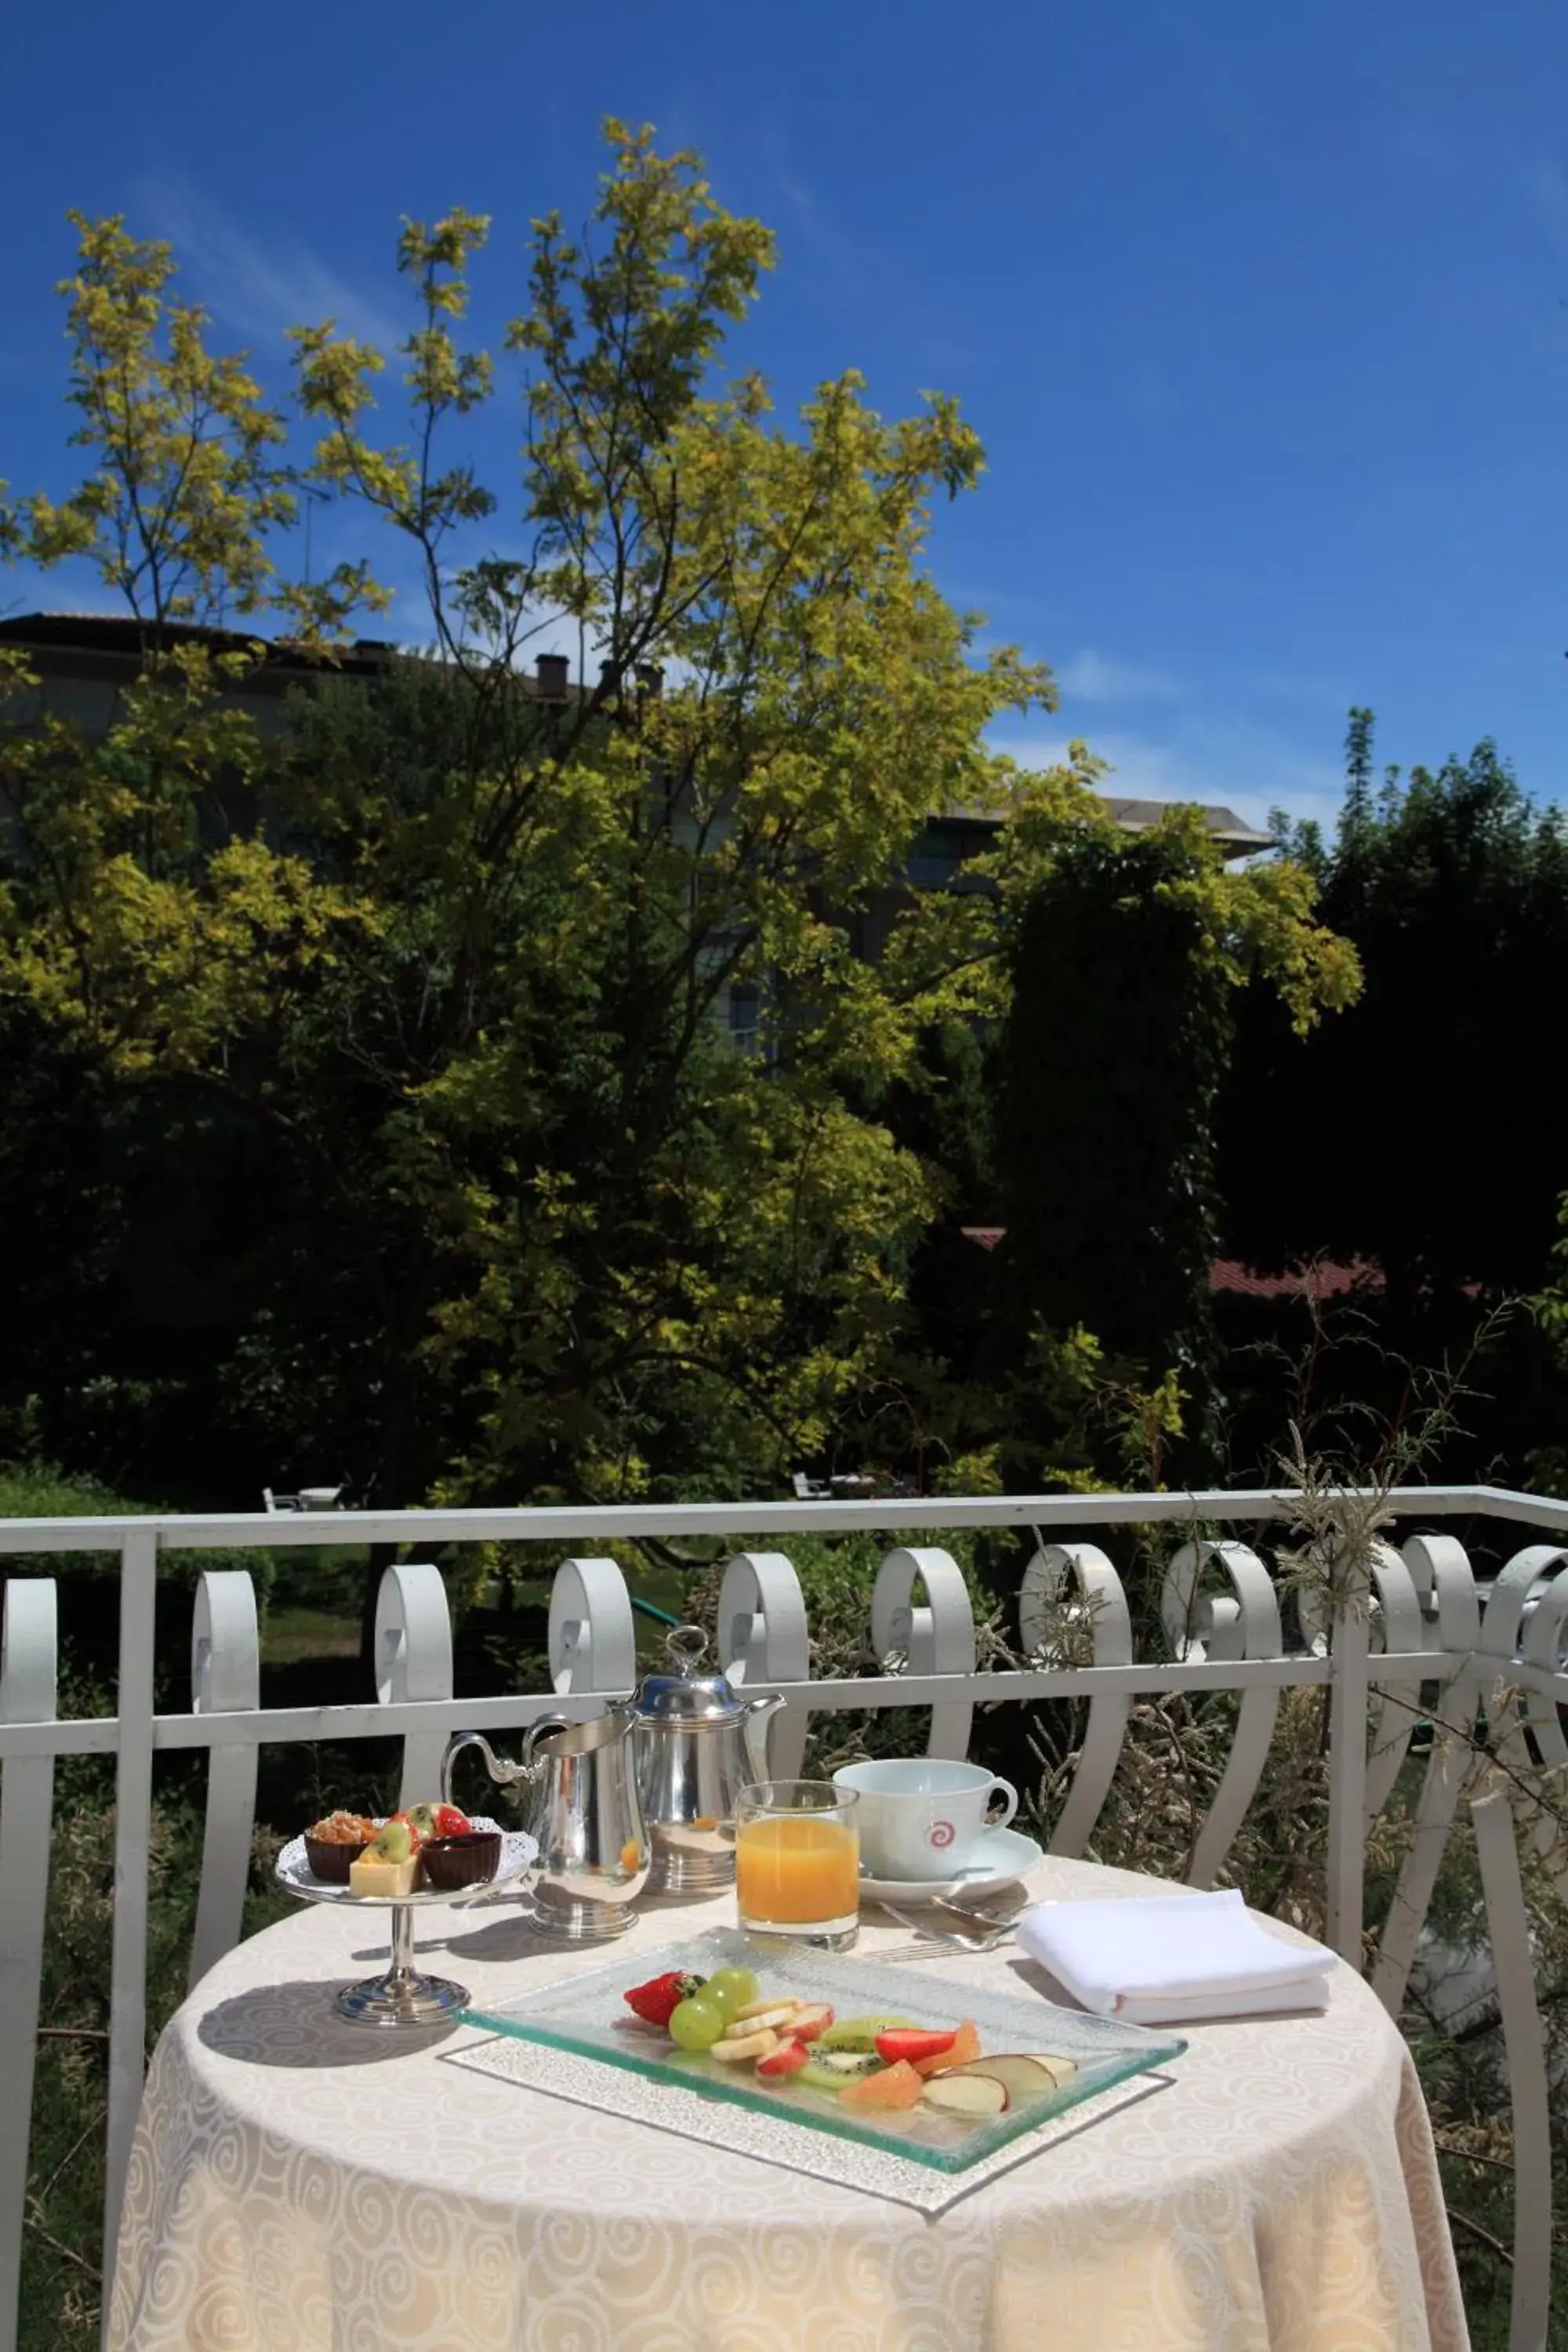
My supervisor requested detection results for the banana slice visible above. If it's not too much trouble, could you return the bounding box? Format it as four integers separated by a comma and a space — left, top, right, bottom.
727, 2003, 800, 2034
735, 1996, 803, 2022
710, 2027, 780, 2063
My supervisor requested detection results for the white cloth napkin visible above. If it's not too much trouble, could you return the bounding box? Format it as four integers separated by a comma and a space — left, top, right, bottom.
1016, 1888, 1338, 2024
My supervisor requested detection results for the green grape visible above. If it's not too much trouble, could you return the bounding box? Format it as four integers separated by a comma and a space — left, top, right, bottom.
668, 1995, 726, 2051
702, 1967, 758, 2019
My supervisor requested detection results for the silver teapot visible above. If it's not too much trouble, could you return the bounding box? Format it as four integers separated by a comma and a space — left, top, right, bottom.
442, 1703, 650, 1942
632, 1625, 785, 1891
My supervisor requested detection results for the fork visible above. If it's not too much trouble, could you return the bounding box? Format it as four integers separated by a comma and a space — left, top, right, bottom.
933, 1886, 1033, 1931
876, 1903, 1014, 1953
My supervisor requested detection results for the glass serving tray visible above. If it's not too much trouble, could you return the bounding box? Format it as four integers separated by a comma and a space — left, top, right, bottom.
459, 1928, 1185, 2175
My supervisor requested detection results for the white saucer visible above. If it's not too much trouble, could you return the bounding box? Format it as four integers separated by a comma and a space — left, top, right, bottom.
858, 1825, 1043, 1906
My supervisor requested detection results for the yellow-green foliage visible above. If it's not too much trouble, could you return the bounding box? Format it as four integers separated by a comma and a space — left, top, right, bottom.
0, 124, 1355, 1506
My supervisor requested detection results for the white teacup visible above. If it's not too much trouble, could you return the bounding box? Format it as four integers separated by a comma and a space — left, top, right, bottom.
832, 1758, 1018, 1882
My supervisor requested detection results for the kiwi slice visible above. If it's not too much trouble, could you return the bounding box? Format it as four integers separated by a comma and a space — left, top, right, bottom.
816, 2013, 917, 2053
795, 2051, 886, 2092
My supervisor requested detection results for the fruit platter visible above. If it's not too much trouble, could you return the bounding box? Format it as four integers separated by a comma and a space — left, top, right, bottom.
459, 1929, 1185, 2174
276, 1802, 538, 2028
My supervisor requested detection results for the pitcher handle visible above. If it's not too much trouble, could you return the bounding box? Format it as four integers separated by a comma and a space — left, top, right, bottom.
441, 1730, 532, 1807
741, 1691, 785, 1787
521, 1713, 574, 1768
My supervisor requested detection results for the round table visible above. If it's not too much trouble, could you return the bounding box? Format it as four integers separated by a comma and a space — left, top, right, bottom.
107, 1858, 1468, 2352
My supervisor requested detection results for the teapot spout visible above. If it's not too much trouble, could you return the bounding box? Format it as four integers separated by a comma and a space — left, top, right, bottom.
741, 1690, 786, 1786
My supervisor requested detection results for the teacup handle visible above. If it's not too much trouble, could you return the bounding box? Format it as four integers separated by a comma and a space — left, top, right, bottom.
985, 1777, 1018, 1831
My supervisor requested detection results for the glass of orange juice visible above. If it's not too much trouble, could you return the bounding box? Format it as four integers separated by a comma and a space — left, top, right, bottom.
735, 1780, 860, 1950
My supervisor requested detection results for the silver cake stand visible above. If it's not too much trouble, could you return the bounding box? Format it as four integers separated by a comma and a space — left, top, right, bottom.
274, 1821, 538, 2026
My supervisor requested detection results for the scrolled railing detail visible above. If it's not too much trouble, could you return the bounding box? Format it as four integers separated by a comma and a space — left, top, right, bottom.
1373, 1536, 1483, 2016
376, 1562, 455, 1809
872, 1547, 975, 1761
1020, 1542, 1132, 1858
1479, 1544, 1568, 1887
187, 1570, 261, 1988
1298, 1539, 1428, 1827
718, 1552, 811, 1777
1162, 1540, 1284, 1888
548, 1556, 636, 1697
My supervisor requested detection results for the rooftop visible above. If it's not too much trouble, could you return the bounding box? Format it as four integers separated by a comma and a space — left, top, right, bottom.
0, 613, 1276, 851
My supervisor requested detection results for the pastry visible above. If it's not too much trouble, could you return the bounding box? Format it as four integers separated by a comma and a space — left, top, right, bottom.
303, 1810, 379, 1885
420, 1824, 501, 1891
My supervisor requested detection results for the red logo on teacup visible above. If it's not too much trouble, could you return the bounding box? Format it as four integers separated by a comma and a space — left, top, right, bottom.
929, 1819, 956, 1849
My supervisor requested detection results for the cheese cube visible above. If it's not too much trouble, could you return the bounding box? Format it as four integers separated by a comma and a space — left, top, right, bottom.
348, 1852, 419, 1899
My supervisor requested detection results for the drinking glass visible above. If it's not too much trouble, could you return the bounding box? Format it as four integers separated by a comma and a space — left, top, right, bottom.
735, 1779, 860, 1950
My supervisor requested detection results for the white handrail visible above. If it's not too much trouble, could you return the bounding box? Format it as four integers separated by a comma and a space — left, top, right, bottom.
0, 1484, 1558, 2352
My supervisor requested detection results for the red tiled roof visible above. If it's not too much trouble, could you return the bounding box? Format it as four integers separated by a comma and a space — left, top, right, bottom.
1209, 1258, 1385, 1299
957, 1229, 1386, 1301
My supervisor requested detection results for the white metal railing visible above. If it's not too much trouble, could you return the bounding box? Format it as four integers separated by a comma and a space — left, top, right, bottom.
1, 1484, 1565, 2352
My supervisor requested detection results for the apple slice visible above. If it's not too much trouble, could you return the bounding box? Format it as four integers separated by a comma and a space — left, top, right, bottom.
1022, 2053, 1080, 2092
921, 2071, 1008, 2118
756, 2038, 811, 2079
781, 2003, 834, 2043
931, 2054, 1075, 2104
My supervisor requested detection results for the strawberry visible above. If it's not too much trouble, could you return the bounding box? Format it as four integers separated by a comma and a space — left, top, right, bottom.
432, 1804, 471, 1838
873, 2027, 956, 2067
622, 1970, 706, 2028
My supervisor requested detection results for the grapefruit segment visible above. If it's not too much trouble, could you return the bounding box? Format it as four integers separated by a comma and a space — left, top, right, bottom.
839, 2059, 925, 2111
911, 2019, 982, 2077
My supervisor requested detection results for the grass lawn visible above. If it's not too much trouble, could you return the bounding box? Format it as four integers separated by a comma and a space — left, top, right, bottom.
262, 1604, 360, 1665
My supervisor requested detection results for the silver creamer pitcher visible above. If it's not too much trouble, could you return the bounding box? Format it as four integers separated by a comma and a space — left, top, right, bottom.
442, 1703, 649, 1941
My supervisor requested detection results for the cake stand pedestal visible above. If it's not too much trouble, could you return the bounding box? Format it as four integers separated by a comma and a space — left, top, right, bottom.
336, 1900, 470, 2027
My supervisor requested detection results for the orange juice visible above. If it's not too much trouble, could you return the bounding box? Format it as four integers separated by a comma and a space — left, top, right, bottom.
735, 1814, 858, 1925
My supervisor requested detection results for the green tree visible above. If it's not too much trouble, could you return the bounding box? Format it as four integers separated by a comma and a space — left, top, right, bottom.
2, 124, 1355, 1537
1220, 713, 1568, 1305
0, 129, 1066, 1519
991, 806, 1358, 1475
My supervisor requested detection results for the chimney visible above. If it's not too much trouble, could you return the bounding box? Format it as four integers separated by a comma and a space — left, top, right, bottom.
535, 652, 569, 701
635, 662, 664, 702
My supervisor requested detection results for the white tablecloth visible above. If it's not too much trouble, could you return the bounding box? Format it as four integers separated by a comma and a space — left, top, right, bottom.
107, 1858, 1469, 2352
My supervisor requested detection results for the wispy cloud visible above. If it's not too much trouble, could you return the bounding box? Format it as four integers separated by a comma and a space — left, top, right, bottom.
753, 118, 980, 375
134, 173, 402, 354
1054, 648, 1185, 704
1240, 668, 1354, 711
989, 713, 1345, 833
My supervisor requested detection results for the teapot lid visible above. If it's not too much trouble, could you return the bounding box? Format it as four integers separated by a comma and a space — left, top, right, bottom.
634, 1625, 744, 1722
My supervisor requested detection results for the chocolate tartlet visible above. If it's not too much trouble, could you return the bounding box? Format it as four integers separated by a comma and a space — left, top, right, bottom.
419, 1828, 502, 1891
303, 1811, 379, 1884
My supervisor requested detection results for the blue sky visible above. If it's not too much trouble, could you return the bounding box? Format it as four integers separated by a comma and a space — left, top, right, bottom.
3, 0, 1566, 833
